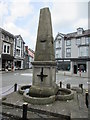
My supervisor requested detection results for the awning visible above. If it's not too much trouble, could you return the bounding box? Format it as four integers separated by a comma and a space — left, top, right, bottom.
2, 54, 14, 60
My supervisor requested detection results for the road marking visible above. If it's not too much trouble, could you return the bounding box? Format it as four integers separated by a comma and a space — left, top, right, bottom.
20, 73, 32, 76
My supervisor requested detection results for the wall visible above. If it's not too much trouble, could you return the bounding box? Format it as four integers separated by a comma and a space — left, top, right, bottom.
71, 38, 78, 58
0, 32, 2, 54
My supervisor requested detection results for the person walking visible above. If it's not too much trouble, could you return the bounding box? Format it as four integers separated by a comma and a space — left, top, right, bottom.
11, 63, 14, 72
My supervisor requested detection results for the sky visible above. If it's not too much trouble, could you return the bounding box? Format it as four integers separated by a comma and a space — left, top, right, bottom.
0, 0, 89, 50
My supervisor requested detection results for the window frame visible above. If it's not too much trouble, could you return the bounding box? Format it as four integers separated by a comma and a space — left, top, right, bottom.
3, 43, 10, 54
66, 40, 71, 46
16, 49, 20, 56
79, 46, 89, 57
85, 37, 89, 44
7, 46, 10, 53
56, 40, 61, 48
16, 37, 21, 48
55, 48, 61, 58
66, 48, 71, 57
4, 45, 6, 53
76, 38, 81, 45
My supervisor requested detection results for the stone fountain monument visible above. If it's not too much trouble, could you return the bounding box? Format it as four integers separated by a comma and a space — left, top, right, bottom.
2, 7, 88, 119
22, 7, 59, 104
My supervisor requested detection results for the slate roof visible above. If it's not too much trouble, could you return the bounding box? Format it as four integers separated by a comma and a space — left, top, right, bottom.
55, 29, 90, 40
64, 29, 90, 39
0, 27, 14, 38
15, 35, 25, 44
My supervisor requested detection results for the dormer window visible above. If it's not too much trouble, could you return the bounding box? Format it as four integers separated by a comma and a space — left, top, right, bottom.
77, 28, 84, 35
57, 36, 61, 40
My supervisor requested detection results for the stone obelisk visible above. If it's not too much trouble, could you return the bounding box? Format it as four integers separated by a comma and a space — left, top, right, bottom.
30, 7, 58, 97
34, 7, 55, 61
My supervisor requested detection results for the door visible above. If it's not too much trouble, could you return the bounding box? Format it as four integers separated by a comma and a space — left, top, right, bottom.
74, 65, 77, 74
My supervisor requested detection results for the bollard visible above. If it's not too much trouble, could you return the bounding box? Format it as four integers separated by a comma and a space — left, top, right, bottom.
60, 81, 62, 88
14, 83, 17, 92
79, 84, 83, 89
85, 90, 88, 108
79, 84, 83, 93
23, 103, 28, 120
66, 84, 70, 89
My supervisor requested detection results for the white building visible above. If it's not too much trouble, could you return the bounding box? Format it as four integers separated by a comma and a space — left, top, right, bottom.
54, 28, 90, 76
14, 35, 25, 70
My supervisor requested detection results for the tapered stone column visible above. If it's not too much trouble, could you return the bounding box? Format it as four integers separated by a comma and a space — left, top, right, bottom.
30, 8, 58, 97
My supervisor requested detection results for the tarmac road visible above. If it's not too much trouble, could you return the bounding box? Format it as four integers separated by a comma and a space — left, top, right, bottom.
0, 69, 88, 97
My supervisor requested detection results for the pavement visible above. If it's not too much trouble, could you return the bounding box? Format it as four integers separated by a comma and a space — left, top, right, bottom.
1, 87, 89, 120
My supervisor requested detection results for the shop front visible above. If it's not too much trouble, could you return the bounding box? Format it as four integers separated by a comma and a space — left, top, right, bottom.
2, 54, 14, 71
71, 58, 88, 74
14, 59, 24, 70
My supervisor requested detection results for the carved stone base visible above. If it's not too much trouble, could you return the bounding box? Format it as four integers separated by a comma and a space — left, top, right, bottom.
29, 85, 59, 97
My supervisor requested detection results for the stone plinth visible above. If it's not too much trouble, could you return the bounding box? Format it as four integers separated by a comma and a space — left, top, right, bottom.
30, 61, 58, 97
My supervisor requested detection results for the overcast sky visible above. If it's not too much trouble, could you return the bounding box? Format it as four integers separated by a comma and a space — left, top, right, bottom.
0, 0, 89, 50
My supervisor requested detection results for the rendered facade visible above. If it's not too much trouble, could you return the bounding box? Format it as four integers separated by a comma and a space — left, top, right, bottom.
54, 28, 90, 75
14, 35, 25, 70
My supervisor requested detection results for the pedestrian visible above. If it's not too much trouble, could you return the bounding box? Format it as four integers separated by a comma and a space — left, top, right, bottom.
11, 64, 14, 72
79, 66, 81, 77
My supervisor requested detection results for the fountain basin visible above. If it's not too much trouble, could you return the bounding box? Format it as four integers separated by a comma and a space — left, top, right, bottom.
56, 88, 74, 101
18, 85, 31, 95
23, 92, 56, 105
18, 85, 74, 104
